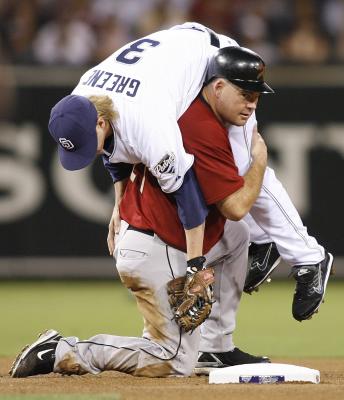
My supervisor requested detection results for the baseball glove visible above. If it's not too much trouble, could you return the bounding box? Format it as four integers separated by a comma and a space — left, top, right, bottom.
167, 256, 214, 333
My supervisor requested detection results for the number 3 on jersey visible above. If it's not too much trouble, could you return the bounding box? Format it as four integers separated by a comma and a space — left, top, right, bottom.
116, 38, 160, 65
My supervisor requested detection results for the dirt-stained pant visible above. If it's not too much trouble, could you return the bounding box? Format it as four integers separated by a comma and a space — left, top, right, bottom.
54, 219, 249, 377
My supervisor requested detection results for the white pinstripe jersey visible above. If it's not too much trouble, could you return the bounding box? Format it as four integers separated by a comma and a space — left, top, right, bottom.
72, 22, 238, 192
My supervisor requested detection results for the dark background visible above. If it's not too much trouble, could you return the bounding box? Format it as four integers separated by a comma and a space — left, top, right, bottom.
0, 83, 343, 257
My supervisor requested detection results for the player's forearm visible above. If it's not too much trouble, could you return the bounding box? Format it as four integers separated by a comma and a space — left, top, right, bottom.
217, 159, 266, 221
173, 168, 208, 260
114, 178, 129, 206
184, 223, 205, 260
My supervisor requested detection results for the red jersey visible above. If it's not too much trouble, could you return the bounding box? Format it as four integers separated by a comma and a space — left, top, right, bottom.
120, 96, 244, 253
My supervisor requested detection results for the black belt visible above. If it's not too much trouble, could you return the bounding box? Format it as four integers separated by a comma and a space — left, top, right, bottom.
127, 225, 154, 237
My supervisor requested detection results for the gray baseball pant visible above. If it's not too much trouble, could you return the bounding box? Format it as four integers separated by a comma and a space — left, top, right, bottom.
54, 219, 249, 377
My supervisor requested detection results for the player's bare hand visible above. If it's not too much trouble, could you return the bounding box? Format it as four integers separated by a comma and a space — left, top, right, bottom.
251, 123, 267, 168
107, 204, 121, 256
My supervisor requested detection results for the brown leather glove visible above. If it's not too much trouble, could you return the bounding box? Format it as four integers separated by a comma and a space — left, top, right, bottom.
167, 256, 214, 333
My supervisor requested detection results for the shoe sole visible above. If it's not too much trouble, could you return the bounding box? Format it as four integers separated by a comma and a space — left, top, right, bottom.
194, 362, 226, 376
297, 252, 334, 321
245, 256, 282, 294
9, 329, 60, 377
194, 366, 221, 376
194, 358, 271, 376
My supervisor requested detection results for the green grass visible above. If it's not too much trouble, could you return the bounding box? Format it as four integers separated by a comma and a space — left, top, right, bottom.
0, 280, 142, 356
1, 279, 343, 358
234, 279, 344, 357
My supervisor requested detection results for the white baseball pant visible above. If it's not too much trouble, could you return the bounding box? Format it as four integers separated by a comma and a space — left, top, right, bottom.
229, 114, 325, 266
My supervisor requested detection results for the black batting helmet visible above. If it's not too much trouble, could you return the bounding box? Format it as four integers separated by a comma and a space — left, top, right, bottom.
205, 46, 274, 93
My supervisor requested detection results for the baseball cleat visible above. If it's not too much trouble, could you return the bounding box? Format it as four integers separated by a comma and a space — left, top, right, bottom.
291, 252, 334, 321
10, 329, 61, 378
244, 242, 281, 294
194, 348, 270, 376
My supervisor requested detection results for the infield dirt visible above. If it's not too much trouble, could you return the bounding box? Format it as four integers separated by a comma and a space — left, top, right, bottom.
1, 357, 344, 400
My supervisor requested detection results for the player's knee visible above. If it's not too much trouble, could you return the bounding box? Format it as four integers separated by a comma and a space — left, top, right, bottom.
220, 220, 250, 255
234, 219, 250, 246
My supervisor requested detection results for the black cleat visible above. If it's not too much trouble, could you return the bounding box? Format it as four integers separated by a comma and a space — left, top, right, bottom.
292, 252, 334, 321
10, 329, 61, 378
244, 242, 281, 294
194, 348, 270, 375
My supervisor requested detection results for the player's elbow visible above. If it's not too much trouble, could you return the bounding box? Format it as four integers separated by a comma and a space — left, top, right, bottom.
232, 210, 247, 221
216, 201, 248, 221
225, 208, 248, 221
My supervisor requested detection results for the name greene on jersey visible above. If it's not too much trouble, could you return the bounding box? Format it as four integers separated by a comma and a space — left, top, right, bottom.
82, 69, 141, 97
